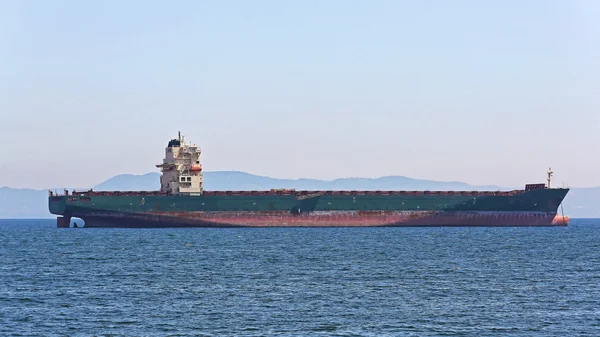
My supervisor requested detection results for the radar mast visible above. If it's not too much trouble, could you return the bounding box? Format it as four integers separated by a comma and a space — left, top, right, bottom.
547, 167, 554, 188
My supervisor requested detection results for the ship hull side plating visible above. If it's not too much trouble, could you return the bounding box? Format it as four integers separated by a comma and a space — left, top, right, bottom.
78, 211, 568, 227
49, 188, 570, 227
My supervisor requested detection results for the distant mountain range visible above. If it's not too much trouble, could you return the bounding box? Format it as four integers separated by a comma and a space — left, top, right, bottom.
1, 171, 598, 218
94, 171, 507, 192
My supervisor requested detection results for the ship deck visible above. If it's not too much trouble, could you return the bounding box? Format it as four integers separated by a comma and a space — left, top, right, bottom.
50, 189, 526, 198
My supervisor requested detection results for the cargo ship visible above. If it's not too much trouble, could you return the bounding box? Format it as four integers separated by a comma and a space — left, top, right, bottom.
49, 133, 570, 228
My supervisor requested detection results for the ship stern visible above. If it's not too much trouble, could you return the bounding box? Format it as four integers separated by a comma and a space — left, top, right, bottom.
48, 193, 70, 228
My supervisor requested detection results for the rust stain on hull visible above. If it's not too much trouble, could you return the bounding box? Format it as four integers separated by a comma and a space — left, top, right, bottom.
77, 210, 569, 228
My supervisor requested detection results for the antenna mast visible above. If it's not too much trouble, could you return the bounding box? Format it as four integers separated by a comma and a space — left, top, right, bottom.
547, 167, 554, 188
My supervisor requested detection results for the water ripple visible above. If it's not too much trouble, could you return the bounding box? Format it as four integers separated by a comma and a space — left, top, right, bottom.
0, 219, 599, 336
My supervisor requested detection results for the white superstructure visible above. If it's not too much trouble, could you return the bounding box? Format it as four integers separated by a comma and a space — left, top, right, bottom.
156, 132, 204, 195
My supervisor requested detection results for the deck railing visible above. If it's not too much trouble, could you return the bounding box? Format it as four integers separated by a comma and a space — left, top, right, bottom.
49, 189, 525, 197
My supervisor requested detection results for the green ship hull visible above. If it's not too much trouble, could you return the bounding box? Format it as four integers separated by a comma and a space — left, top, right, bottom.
49, 187, 570, 228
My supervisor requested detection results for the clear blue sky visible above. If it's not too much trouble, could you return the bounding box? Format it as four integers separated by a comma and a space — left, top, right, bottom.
1, 0, 598, 189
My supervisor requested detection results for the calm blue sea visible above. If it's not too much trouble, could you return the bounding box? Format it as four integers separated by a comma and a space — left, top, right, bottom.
1, 219, 599, 336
